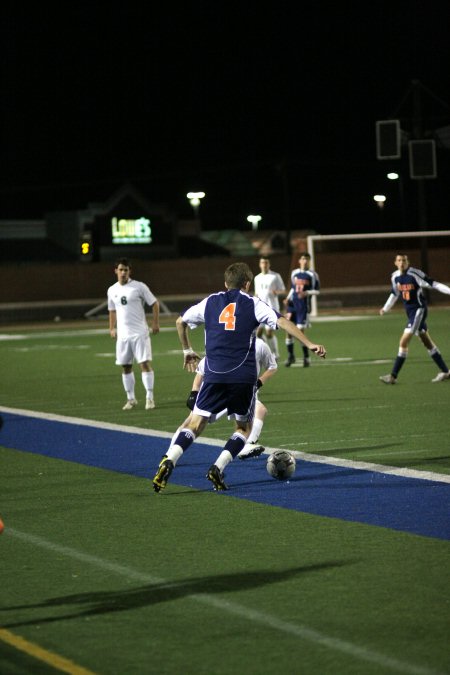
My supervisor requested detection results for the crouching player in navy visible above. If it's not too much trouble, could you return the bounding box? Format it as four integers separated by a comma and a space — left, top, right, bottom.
165, 337, 278, 462
152, 262, 326, 492
379, 254, 450, 384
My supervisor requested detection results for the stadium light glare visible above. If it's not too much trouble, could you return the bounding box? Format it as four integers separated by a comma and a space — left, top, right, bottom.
373, 194, 386, 209
247, 214, 262, 231
187, 192, 205, 217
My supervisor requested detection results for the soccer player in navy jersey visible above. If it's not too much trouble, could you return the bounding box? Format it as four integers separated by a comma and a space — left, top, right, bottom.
379, 254, 450, 384
152, 262, 326, 492
166, 337, 277, 460
284, 252, 320, 367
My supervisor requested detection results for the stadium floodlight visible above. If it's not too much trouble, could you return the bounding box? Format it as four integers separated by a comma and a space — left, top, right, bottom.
373, 195, 387, 209
247, 214, 262, 231
408, 140, 437, 179
187, 191, 205, 217
376, 120, 401, 159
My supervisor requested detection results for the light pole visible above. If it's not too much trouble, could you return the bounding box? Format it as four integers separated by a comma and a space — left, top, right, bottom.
187, 191, 205, 219
373, 194, 386, 208
387, 172, 406, 229
373, 194, 386, 228
247, 214, 262, 231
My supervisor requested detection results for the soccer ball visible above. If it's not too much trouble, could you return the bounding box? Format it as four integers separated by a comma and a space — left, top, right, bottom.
266, 450, 296, 480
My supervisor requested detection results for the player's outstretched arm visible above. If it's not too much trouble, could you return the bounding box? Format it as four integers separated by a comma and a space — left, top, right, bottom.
380, 293, 398, 315
176, 316, 200, 372
277, 316, 326, 358
432, 281, 450, 296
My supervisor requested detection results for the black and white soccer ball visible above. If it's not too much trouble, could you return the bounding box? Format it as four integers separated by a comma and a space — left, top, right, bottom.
266, 450, 296, 480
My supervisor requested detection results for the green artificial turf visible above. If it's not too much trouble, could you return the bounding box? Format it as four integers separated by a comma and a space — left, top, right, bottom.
1, 449, 448, 675
1, 311, 449, 674
2, 309, 450, 471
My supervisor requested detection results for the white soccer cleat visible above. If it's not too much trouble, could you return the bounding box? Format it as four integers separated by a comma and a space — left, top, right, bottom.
379, 374, 396, 384
122, 399, 138, 410
238, 444, 265, 460
145, 399, 156, 409
431, 372, 450, 383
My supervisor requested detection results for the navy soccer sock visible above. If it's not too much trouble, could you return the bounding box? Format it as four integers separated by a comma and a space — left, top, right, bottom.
392, 353, 407, 378
429, 347, 449, 372
173, 428, 196, 452
223, 433, 247, 459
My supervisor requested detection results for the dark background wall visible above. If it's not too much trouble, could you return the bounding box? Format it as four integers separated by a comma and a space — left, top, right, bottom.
1, 248, 448, 304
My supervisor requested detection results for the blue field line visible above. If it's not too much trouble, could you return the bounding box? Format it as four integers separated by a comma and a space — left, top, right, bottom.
1, 410, 449, 541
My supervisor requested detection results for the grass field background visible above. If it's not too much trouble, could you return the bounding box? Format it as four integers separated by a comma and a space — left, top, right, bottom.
1, 308, 449, 674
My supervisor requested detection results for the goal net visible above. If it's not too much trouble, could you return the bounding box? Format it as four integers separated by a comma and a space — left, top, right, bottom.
306, 230, 450, 315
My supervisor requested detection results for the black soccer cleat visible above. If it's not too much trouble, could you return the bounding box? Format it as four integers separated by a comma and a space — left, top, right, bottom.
206, 465, 228, 491
152, 459, 174, 492
284, 354, 295, 367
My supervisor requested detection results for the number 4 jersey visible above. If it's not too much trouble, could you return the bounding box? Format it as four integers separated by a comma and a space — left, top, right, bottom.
181, 289, 280, 383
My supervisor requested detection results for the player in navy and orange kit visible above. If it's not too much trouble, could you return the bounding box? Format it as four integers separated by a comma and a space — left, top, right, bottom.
152, 262, 326, 492
284, 253, 320, 367
379, 254, 450, 384
165, 337, 277, 460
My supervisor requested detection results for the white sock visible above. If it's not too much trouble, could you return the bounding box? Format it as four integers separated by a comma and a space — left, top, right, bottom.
122, 372, 135, 400
142, 370, 154, 400
247, 418, 264, 445
166, 445, 184, 466
215, 450, 233, 472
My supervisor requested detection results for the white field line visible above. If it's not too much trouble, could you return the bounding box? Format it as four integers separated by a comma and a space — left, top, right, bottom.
0, 326, 177, 341
5, 528, 443, 675
1, 406, 449, 485
0, 316, 377, 341
8, 344, 395, 365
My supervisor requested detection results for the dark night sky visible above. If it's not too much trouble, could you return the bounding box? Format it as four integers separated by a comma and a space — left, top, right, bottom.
2, 2, 450, 235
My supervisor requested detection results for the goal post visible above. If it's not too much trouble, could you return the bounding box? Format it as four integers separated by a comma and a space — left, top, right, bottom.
306, 230, 450, 316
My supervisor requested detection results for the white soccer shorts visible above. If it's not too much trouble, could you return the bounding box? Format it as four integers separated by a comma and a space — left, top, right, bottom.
116, 334, 152, 365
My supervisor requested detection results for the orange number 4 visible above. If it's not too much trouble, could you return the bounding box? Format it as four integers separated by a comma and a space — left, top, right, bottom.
219, 303, 236, 330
